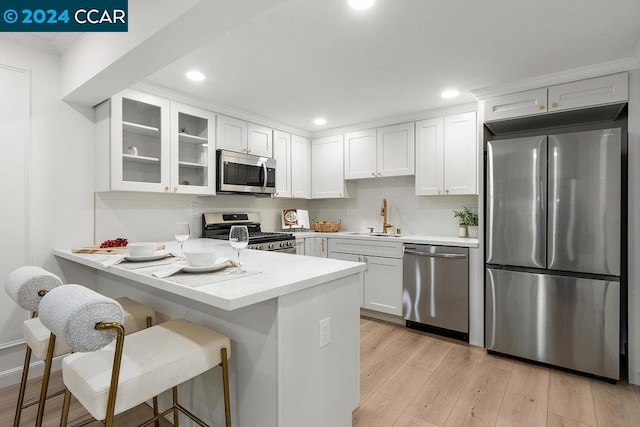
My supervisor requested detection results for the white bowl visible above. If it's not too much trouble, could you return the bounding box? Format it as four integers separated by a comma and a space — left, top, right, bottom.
127, 242, 157, 257
185, 250, 218, 267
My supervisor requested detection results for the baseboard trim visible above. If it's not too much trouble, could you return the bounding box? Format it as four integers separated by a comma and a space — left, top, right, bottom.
360, 308, 404, 325
0, 355, 64, 389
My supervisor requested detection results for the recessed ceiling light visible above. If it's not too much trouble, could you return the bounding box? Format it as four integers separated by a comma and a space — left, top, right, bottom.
314, 118, 328, 125
348, 0, 375, 10
441, 89, 460, 99
186, 71, 206, 82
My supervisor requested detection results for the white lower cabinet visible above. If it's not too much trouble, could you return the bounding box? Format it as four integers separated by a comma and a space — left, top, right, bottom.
328, 239, 403, 316
303, 237, 328, 258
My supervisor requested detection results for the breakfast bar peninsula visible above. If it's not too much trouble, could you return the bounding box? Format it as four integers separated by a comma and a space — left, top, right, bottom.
54, 239, 365, 427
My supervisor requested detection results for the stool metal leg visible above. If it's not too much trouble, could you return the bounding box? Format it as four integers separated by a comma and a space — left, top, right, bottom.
60, 388, 72, 427
147, 316, 160, 427
221, 347, 231, 427
172, 386, 180, 427
35, 333, 56, 427
13, 345, 32, 427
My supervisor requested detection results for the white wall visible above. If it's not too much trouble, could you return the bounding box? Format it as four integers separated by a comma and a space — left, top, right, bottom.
627, 69, 640, 385
309, 176, 478, 236
0, 39, 94, 387
95, 192, 311, 245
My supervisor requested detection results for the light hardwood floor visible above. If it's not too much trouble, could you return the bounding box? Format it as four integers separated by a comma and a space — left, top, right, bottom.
355, 317, 640, 427
2, 318, 639, 426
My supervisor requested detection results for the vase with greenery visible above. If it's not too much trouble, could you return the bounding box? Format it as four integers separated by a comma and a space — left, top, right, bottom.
453, 206, 479, 238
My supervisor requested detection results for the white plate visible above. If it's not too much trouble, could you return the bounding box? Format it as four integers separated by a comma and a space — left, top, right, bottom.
124, 250, 170, 262
181, 259, 231, 273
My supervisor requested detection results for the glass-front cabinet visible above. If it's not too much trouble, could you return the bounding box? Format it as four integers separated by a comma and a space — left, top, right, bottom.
171, 102, 216, 194
95, 90, 216, 194
97, 89, 171, 192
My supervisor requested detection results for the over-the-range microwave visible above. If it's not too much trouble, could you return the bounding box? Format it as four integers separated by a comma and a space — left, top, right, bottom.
216, 150, 276, 195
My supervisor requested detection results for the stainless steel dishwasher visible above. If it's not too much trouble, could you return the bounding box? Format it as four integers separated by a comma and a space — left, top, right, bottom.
402, 244, 469, 341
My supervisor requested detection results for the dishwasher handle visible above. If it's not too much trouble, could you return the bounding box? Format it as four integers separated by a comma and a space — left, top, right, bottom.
404, 249, 467, 259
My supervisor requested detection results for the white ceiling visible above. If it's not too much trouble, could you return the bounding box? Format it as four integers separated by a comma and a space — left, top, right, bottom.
3, 0, 639, 132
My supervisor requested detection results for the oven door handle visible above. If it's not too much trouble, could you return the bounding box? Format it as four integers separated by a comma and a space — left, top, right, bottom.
261, 162, 267, 192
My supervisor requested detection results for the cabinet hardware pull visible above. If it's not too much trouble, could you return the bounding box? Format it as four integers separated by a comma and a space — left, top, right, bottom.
321, 240, 325, 252
437, 189, 441, 195
339, 193, 342, 197
538, 105, 545, 110
371, 173, 375, 176
378, 172, 382, 176
173, 186, 178, 192
445, 189, 449, 194
551, 102, 558, 108
164, 186, 169, 191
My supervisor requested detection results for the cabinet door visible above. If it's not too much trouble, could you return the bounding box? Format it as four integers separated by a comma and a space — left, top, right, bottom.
170, 102, 216, 195
248, 123, 273, 157
443, 112, 477, 195
273, 130, 291, 198
311, 135, 346, 198
295, 238, 305, 255
110, 89, 171, 192
364, 256, 403, 316
303, 237, 328, 257
344, 129, 376, 179
216, 115, 248, 153
483, 88, 547, 122
291, 134, 311, 199
415, 118, 444, 195
329, 252, 365, 307
376, 123, 415, 177
548, 73, 628, 113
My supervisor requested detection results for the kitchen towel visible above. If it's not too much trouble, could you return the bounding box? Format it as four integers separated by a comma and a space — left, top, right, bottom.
38, 284, 124, 353
5, 266, 63, 311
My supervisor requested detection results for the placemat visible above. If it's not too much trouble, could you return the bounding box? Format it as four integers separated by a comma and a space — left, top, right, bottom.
148, 268, 261, 287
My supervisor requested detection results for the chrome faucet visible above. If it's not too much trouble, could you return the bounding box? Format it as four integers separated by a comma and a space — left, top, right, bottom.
380, 198, 393, 233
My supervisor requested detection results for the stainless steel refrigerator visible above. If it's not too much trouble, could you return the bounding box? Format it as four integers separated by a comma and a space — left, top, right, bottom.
485, 128, 622, 380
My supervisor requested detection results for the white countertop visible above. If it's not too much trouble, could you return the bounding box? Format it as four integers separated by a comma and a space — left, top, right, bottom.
290, 231, 479, 248
54, 239, 365, 311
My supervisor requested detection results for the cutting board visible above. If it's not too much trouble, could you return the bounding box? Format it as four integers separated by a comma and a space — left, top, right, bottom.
72, 244, 165, 254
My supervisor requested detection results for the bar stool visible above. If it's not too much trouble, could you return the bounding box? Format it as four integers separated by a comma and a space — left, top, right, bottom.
4, 267, 158, 427
37, 284, 232, 427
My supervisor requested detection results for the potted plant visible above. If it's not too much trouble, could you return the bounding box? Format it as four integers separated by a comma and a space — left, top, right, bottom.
453, 206, 479, 238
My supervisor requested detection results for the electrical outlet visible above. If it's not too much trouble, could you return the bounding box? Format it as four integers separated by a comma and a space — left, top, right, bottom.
319, 317, 331, 348
190, 202, 198, 215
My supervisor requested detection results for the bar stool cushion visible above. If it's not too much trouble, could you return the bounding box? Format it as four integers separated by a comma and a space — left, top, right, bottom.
62, 318, 231, 421
23, 297, 156, 361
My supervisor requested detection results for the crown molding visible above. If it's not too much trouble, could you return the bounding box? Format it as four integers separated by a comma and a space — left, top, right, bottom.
472, 41, 640, 100
133, 81, 313, 138
311, 102, 478, 139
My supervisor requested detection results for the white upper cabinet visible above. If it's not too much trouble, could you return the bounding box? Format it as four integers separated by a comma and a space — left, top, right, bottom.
483, 88, 547, 122
444, 112, 477, 195
548, 73, 628, 113
415, 117, 444, 195
484, 72, 628, 122
416, 112, 477, 196
170, 102, 216, 195
248, 123, 273, 157
312, 135, 348, 198
291, 134, 311, 199
344, 129, 376, 179
376, 123, 415, 177
344, 123, 415, 179
273, 130, 292, 198
96, 89, 171, 193
216, 115, 248, 153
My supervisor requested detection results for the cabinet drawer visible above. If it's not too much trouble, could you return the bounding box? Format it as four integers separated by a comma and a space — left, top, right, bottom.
328, 238, 403, 258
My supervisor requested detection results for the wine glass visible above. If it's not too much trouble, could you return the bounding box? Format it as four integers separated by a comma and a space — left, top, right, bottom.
175, 222, 190, 260
229, 225, 249, 274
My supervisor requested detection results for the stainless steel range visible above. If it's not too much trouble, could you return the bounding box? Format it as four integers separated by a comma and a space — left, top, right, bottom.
202, 212, 296, 253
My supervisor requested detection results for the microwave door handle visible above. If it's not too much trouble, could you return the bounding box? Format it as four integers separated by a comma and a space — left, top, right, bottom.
261, 162, 267, 192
